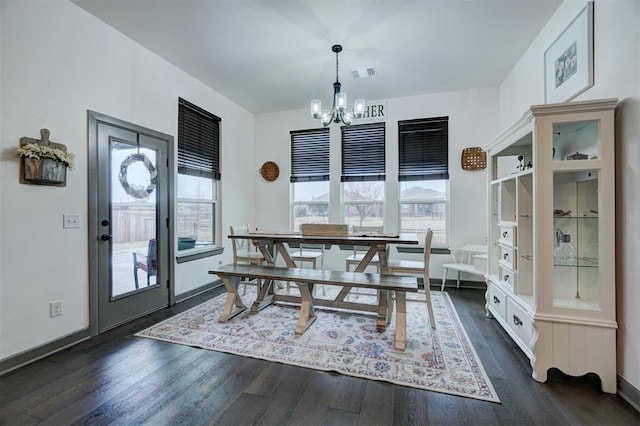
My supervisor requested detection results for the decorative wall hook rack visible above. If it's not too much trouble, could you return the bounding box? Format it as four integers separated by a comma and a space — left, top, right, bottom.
17, 128, 72, 187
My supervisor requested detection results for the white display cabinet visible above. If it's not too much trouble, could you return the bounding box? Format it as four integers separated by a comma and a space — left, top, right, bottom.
484, 98, 618, 393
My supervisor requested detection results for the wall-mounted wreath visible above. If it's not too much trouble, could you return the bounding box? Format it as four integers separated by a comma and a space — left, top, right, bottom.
119, 153, 158, 200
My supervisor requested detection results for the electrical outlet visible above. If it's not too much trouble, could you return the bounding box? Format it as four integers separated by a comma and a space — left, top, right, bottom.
50, 300, 63, 317
63, 214, 80, 229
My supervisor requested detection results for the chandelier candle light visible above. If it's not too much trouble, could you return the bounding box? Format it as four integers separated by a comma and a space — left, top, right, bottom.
311, 45, 365, 126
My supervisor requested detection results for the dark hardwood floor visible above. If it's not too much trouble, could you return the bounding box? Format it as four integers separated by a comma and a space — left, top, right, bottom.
1, 286, 638, 425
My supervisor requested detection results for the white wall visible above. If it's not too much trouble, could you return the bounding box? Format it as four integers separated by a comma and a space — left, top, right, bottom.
499, 0, 640, 392
0, 0, 254, 359
254, 87, 500, 274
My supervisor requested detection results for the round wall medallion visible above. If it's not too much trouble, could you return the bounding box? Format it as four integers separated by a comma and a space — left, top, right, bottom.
260, 161, 279, 182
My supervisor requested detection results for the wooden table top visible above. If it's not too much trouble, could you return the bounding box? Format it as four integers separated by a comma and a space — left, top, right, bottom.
228, 231, 419, 246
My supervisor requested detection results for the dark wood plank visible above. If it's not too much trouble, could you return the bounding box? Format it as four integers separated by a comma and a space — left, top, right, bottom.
214, 392, 270, 425
252, 363, 315, 425
358, 380, 395, 425
329, 375, 367, 414
323, 407, 360, 426
392, 386, 429, 425
143, 356, 265, 425
286, 371, 340, 425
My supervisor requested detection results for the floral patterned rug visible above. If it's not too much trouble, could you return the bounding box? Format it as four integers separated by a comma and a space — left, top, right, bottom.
136, 286, 499, 403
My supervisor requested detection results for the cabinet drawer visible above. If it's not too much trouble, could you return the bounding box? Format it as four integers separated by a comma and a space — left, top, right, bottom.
498, 224, 517, 247
488, 284, 507, 320
506, 298, 533, 351
499, 246, 517, 269
499, 266, 516, 291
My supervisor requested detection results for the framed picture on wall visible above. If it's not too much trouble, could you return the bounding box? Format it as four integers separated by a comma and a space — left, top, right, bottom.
544, 1, 594, 103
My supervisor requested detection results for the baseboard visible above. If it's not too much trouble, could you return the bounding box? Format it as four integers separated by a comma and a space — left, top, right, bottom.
174, 279, 223, 303
0, 327, 91, 376
438, 279, 486, 290
618, 374, 640, 413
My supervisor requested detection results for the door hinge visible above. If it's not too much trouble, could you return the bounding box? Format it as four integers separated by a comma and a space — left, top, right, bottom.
166, 279, 170, 289
166, 158, 169, 167
166, 217, 169, 228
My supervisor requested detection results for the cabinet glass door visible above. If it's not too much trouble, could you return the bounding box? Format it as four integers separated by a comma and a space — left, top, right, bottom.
552, 120, 599, 162
552, 170, 599, 309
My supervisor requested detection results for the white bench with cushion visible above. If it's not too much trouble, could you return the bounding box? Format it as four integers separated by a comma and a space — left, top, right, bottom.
441, 244, 487, 290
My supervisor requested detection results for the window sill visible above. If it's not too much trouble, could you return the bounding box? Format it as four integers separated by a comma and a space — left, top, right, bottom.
176, 246, 224, 264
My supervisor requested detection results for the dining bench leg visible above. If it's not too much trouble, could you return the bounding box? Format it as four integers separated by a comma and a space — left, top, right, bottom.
395, 291, 407, 350
294, 282, 316, 335
218, 276, 247, 322
250, 278, 275, 314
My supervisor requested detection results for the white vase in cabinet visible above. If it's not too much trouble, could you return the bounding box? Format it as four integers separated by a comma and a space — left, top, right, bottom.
484, 98, 618, 393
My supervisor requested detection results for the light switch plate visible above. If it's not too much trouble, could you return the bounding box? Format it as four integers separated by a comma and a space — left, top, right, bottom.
63, 214, 80, 229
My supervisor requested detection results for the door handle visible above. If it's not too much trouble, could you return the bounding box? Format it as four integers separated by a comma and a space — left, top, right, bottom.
100, 234, 112, 241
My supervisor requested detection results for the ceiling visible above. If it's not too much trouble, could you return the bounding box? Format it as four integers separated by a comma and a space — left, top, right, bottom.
71, 0, 562, 115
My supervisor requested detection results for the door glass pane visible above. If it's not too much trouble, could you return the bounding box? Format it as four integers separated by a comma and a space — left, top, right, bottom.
111, 141, 158, 298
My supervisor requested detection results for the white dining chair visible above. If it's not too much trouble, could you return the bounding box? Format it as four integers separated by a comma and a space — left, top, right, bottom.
345, 225, 383, 272
387, 229, 436, 329
229, 224, 266, 294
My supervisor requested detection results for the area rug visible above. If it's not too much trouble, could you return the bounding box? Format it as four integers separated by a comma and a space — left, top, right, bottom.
136, 286, 500, 403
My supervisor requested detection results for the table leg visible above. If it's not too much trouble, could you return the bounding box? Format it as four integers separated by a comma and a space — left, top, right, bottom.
394, 291, 407, 350
377, 243, 389, 273
353, 247, 379, 273
218, 276, 247, 322
254, 240, 276, 264
294, 282, 316, 334
376, 289, 389, 332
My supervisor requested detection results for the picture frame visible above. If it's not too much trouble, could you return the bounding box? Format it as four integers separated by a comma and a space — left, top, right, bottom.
544, 1, 594, 103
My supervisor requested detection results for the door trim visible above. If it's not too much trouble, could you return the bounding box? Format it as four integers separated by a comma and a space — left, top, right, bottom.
87, 110, 175, 336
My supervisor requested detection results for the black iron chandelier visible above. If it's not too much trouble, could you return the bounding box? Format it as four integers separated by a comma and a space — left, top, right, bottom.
310, 44, 365, 126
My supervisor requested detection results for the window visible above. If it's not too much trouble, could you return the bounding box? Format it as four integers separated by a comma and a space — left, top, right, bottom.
398, 117, 449, 247
342, 123, 385, 228
290, 128, 330, 231
177, 97, 220, 250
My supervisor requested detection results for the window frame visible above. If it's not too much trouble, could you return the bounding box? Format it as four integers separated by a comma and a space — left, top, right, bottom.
290, 128, 330, 231
341, 122, 386, 228
398, 117, 449, 248
176, 98, 221, 257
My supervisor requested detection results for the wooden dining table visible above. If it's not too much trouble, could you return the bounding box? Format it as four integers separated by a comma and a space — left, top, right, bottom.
228, 230, 419, 329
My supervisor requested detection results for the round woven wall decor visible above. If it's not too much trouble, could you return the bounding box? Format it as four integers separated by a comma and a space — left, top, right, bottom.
260, 161, 280, 182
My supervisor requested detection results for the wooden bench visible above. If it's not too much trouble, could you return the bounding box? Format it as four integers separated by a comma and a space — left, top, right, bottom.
209, 264, 419, 350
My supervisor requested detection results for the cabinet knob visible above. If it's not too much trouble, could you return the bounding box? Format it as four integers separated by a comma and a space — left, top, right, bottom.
513, 314, 523, 327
